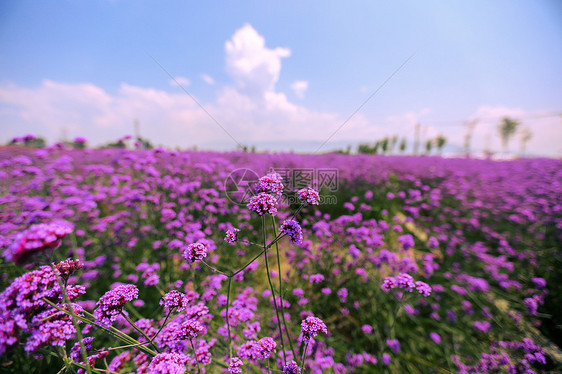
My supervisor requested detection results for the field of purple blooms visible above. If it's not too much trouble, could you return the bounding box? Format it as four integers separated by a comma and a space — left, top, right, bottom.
0, 145, 561, 373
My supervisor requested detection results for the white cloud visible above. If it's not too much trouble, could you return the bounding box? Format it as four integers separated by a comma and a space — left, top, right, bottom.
225, 23, 290, 97
169, 76, 190, 87
1, 24, 559, 156
290, 80, 308, 99
201, 74, 215, 85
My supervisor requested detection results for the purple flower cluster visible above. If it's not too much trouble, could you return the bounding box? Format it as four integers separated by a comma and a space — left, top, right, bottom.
298, 187, 320, 205
147, 352, 190, 374
247, 192, 278, 216
283, 360, 302, 374
228, 357, 244, 373
182, 242, 208, 265
94, 284, 139, 327
0, 262, 85, 355
280, 219, 303, 245
301, 316, 328, 342
255, 172, 284, 196
3, 220, 73, 264
238, 336, 277, 361
224, 228, 240, 244
381, 273, 432, 297
160, 290, 191, 312
53, 258, 83, 280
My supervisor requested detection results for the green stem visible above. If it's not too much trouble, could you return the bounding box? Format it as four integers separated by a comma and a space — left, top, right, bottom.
262, 216, 286, 366
226, 276, 233, 358
190, 339, 201, 374
301, 341, 309, 371
42, 298, 156, 356
150, 309, 173, 344
52, 271, 92, 374
121, 311, 161, 353
272, 215, 295, 362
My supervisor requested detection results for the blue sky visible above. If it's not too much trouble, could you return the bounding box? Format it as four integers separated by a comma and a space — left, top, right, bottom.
1, 1, 561, 156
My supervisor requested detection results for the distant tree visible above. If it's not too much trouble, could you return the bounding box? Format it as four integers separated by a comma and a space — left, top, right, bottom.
380, 138, 389, 154
373, 141, 380, 155
498, 117, 520, 153
425, 139, 433, 154
399, 138, 407, 153
436, 134, 447, 155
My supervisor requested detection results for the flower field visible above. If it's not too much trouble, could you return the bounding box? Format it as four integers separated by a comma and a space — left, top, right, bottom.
0, 146, 561, 373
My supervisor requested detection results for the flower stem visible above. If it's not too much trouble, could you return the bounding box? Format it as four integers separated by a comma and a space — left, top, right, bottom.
262, 216, 287, 365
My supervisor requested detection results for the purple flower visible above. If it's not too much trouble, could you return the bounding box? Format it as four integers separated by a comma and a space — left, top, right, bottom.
298, 187, 320, 205
178, 319, 204, 339
473, 321, 491, 333
70, 337, 95, 361
224, 228, 240, 244
247, 192, 278, 216
430, 332, 441, 344
361, 325, 373, 334
381, 276, 397, 292
531, 277, 546, 288
255, 172, 284, 196
301, 316, 328, 342
147, 352, 189, 374
415, 281, 432, 296
228, 357, 244, 373
94, 284, 139, 327
337, 288, 348, 303
283, 360, 302, 374
386, 338, 400, 353
280, 219, 303, 245
309, 273, 325, 284
160, 290, 190, 312
397, 234, 415, 250
53, 258, 83, 281
3, 221, 73, 264
382, 353, 391, 365
0, 262, 85, 354
182, 242, 208, 265
395, 273, 416, 291
257, 336, 277, 359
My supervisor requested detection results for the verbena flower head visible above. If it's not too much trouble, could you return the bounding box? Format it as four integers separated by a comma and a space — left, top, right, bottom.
0, 261, 85, 355
94, 284, 139, 327
247, 192, 278, 216
147, 352, 189, 374
255, 172, 284, 196
178, 319, 204, 339
182, 242, 208, 265
53, 258, 83, 281
415, 281, 432, 296
279, 219, 303, 245
298, 187, 320, 205
228, 357, 244, 373
224, 228, 240, 245
283, 360, 302, 374
3, 221, 73, 264
381, 273, 432, 297
257, 336, 277, 359
160, 290, 190, 312
301, 316, 328, 342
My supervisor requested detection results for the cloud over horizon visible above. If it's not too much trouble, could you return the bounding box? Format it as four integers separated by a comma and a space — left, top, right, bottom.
0, 23, 559, 156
